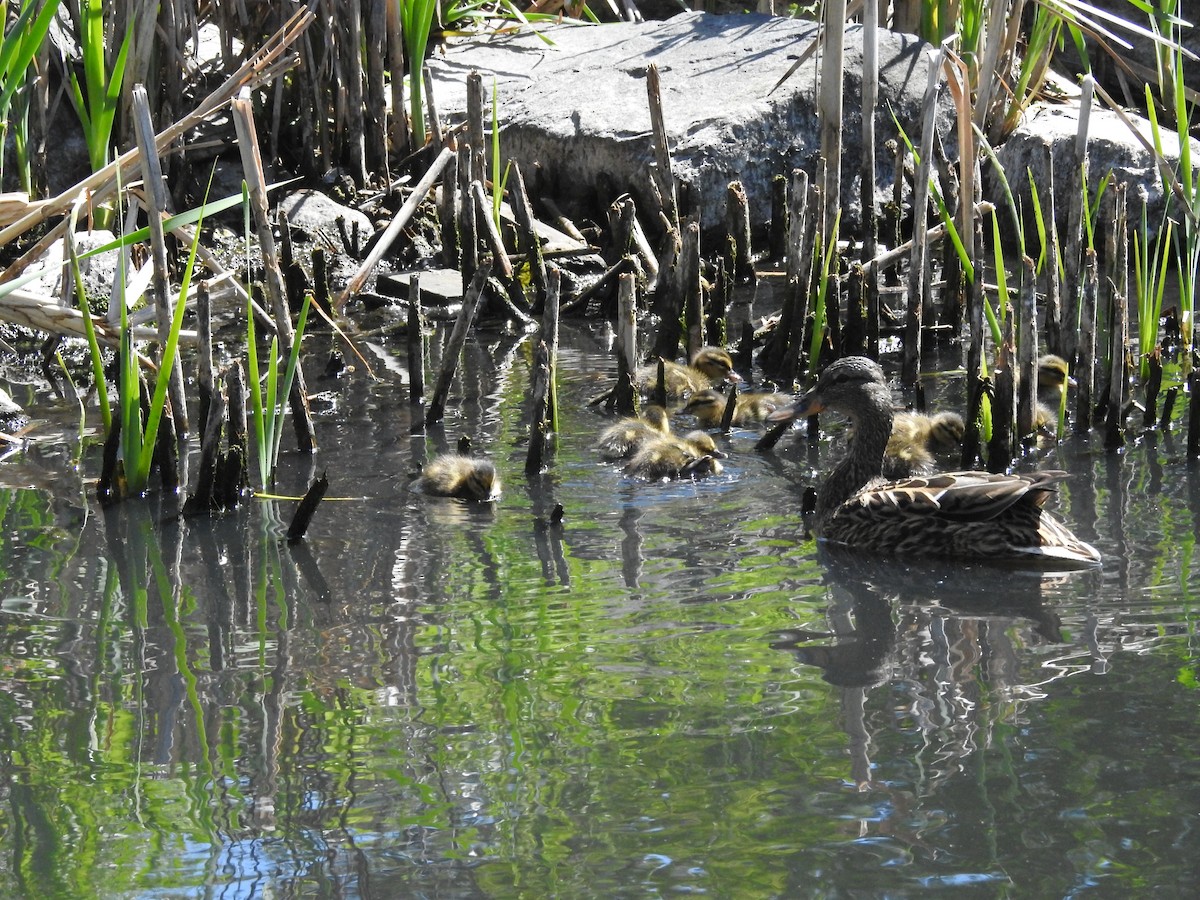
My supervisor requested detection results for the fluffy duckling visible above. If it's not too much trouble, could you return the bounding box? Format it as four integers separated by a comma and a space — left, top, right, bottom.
634, 347, 740, 400
625, 431, 725, 480
854, 410, 967, 479
683, 389, 794, 427
595, 405, 671, 460
413, 454, 501, 501
1034, 353, 1074, 431
885, 410, 966, 471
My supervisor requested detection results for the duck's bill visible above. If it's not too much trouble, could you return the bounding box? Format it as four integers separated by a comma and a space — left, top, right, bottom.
766, 392, 824, 422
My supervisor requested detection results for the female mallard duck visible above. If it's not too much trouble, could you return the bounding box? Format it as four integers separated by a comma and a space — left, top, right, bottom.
413, 454, 501, 501
625, 431, 724, 480
595, 405, 671, 460
770, 356, 1100, 566
634, 347, 739, 400
683, 389, 794, 427
882, 410, 966, 478
1034, 353, 1074, 431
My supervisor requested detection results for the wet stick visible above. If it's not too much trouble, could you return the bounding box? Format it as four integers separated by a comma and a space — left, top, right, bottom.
421, 68, 444, 147
682, 221, 704, 361
458, 141, 478, 284
963, 212, 985, 467
764, 168, 808, 375
224, 361, 248, 502
818, 0, 845, 242
509, 162, 548, 313
1142, 350, 1162, 430
466, 71, 486, 197
386, 0, 412, 159
335, 145, 455, 310
720, 383, 738, 433
646, 63, 679, 231
438, 145, 459, 269
343, 0, 367, 184
132, 84, 189, 439
525, 340, 551, 477
470, 179, 532, 321
287, 472, 329, 543
903, 47, 945, 388
233, 88, 316, 454
363, 0, 388, 178
543, 265, 561, 433
1076, 250, 1098, 434
1044, 151, 1063, 356
1017, 256, 1038, 442
1188, 371, 1200, 458
1104, 275, 1128, 450
1063, 76, 1094, 367
407, 273, 426, 406
782, 177, 817, 383
612, 271, 639, 417
196, 281, 213, 438
184, 372, 226, 516
426, 260, 492, 426
860, 0, 879, 352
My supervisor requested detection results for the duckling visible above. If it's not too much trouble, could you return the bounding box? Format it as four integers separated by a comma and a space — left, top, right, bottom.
850, 410, 968, 479
625, 431, 725, 480
683, 389, 794, 427
595, 405, 671, 460
634, 346, 740, 400
412, 454, 500, 501
1034, 353, 1074, 432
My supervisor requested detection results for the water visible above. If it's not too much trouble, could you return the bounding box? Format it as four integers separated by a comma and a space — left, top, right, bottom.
1, 316, 1198, 897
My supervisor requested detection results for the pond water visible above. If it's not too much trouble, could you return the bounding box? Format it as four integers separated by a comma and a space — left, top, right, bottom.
1, 305, 1198, 897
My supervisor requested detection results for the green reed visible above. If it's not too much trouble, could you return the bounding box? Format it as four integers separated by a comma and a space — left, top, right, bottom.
0, 0, 62, 192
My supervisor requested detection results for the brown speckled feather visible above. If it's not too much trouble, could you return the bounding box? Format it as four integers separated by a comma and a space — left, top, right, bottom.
772, 357, 1101, 566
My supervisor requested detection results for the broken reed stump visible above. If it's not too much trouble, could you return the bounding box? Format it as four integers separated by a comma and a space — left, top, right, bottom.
1104, 277, 1128, 450
525, 340, 553, 476
543, 265, 561, 432
1142, 351, 1162, 430
408, 273, 427, 408
196, 281, 214, 441
609, 271, 640, 417
132, 83, 189, 440
287, 472, 329, 543
426, 260, 492, 426
1189, 370, 1200, 459
1016, 256, 1038, 443
769, 174, 788, 263
183, 372, 227, 517
232, 88, 316, 455
458, 141, 479, 285
509, 161, 549, 313
720, 383, 739, 433
1076, 250, 1099, 435
726, 180, 755, 283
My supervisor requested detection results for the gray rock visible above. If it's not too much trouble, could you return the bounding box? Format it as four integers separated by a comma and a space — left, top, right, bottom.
428, 11, 950, 238
277, 189, 374, 246
994, 99, 1200, 237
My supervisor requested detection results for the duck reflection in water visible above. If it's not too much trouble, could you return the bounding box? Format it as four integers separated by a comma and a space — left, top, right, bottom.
772, 547, 1072, 791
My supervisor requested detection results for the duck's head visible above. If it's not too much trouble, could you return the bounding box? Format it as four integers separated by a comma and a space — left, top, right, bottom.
682, 390, 725, 423
1038, 354, 1075, 390
928, 411, 966, 451
681, 430, 726, 459
769, 356, 890, 421
690, 348, 740, 384
459, 459, 501, 501
641, 405, 671, 433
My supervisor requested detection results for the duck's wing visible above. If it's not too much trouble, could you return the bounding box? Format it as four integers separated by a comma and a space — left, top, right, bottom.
856, 470, 1064, 522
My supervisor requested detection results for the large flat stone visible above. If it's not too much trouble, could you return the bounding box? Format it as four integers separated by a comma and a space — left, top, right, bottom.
428, 12, 947, 236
